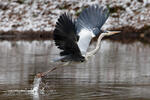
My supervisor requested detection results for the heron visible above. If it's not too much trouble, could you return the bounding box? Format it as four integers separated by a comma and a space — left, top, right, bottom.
36, 4, 120, 79
53, 4, 120, 62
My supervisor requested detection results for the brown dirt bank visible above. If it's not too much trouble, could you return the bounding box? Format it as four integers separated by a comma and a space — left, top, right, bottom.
0, 26, 150, 44
0, 30, 53, 41
106, 26, 150, 44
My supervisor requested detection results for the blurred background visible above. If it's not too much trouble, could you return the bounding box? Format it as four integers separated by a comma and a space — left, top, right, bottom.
0, 0, 150, 42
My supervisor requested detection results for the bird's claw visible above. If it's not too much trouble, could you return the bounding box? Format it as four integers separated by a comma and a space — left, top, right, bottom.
36, 73, 44, 78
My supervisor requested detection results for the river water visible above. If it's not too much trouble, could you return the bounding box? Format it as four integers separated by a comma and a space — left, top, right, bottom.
0, 40, 150, 100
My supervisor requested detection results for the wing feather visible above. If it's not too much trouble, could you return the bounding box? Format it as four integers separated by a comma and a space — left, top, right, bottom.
76, 5, 109, 35
76, 5, 109, 55
53, 13, 84, 61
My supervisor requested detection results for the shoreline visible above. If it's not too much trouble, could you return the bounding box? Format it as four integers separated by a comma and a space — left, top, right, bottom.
106, 26, 150, 44
0, 30, 53, 40
0, 26, 150, 44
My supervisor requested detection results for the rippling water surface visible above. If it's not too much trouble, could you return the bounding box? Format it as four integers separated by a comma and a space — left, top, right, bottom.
0, 40, 150, 100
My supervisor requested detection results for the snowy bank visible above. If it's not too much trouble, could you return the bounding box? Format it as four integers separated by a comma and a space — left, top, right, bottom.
0, 0, 150, 42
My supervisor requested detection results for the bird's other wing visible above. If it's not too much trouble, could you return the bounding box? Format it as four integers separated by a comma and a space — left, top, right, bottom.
76, 5, 109, 36
76, 5, 109, 55
53, 13, 84, 61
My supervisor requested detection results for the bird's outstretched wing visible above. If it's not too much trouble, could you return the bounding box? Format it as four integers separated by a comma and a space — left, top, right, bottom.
53, 13, 84, 62
76, 5, 109, 55
76, 5, 109, 35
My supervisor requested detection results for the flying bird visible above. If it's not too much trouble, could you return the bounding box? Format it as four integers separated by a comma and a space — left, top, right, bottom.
36, 5, 120, 77
53, 4, 120, 62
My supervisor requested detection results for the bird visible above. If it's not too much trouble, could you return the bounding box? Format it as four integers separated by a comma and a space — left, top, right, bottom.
53, 4, 120, 62
35, 5, 120, 78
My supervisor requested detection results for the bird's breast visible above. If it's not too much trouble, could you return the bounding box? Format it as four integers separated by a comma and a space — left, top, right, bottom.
77, 29, 95, 56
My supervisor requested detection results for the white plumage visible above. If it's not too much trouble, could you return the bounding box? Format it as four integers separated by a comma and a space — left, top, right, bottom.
77, 29, 95, 56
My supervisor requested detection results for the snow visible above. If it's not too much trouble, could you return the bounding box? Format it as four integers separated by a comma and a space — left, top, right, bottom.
0, 0, 150, 32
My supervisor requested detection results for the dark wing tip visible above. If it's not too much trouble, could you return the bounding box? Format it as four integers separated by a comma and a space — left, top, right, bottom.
53, 13, 82, 59
54, 13, 76, 35
53, 13, 77, 43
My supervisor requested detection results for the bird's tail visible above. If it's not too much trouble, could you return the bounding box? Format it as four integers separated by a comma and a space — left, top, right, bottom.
52, 56, 66, 62
76, 5, 109, 35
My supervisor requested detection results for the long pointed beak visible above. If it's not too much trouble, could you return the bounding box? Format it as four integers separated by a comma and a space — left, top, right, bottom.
107, 31, 120, 35
109, 31, 120, 34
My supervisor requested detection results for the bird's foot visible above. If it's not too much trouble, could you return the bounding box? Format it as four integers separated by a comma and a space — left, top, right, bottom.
36, 73, 44, 78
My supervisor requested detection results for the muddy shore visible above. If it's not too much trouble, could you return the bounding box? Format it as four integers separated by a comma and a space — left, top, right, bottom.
0, 27, 150, 44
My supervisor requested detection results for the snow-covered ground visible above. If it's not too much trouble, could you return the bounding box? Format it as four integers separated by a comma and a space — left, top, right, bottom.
0, 0, 150, 32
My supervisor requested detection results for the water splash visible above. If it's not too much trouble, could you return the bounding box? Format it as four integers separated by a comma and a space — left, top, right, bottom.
5, 76, 42, 95
4, 71, 56, 96
32, 76, 42, 93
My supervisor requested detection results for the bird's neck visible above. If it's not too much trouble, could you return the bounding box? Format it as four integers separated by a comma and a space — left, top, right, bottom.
86, 33, 106, 58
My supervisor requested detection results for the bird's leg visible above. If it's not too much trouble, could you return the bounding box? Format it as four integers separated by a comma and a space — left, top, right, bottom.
36, 67, 57, 78
36, 62, 70, 78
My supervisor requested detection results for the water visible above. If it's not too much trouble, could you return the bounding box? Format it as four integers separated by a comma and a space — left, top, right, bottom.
0, 40, 150, 100
32, 76, 41, 93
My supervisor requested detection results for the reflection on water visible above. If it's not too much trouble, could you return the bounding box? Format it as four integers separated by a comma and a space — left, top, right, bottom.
0, 40, 150, 100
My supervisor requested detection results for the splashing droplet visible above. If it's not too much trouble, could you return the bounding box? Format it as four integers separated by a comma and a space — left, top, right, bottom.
32, 76, 42, 93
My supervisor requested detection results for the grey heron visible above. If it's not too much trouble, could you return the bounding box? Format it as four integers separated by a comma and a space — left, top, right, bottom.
53, 4, 120, 62
36, 4, 120, 78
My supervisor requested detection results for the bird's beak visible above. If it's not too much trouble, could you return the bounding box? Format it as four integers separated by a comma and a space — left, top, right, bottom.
107, 31, 120, 35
